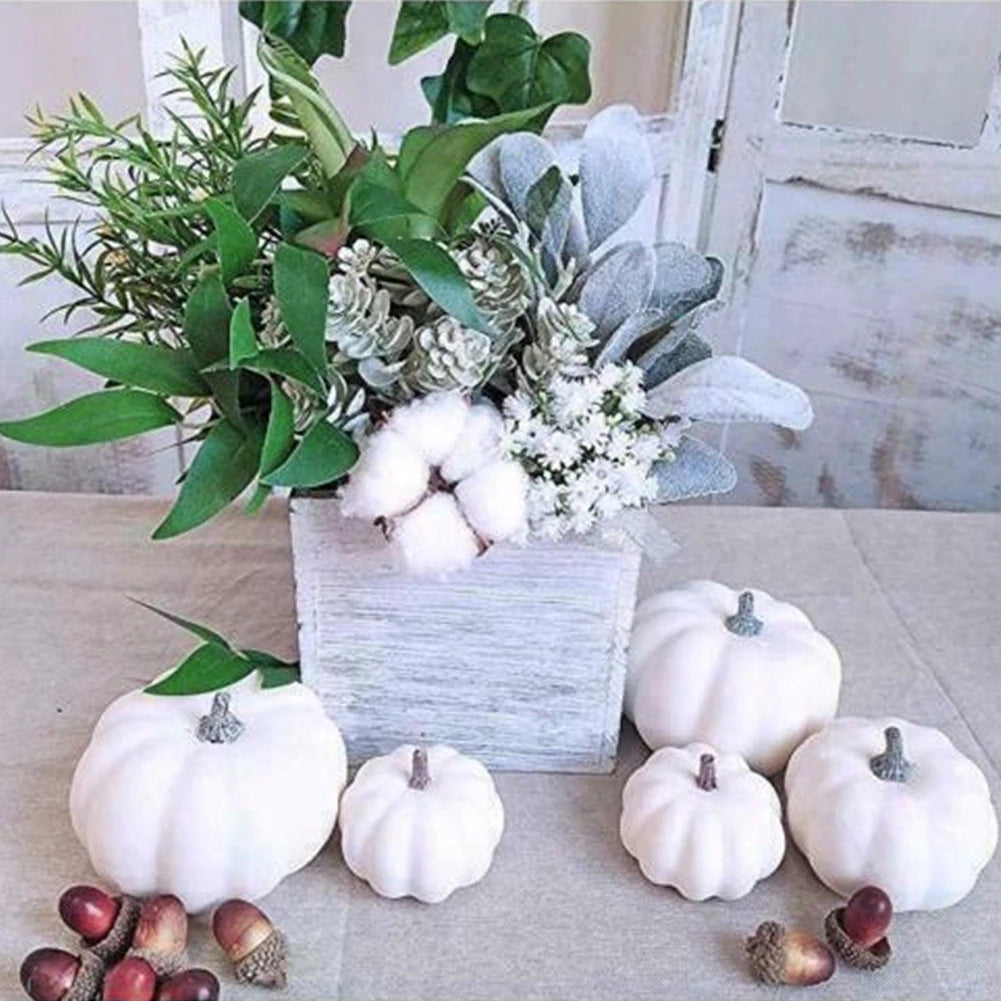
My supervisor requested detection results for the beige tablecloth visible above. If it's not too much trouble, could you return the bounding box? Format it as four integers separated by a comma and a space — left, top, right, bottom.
1, 492, 998, 1001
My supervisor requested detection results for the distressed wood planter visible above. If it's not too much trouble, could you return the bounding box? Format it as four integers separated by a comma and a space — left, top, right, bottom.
289, 497, 642, 773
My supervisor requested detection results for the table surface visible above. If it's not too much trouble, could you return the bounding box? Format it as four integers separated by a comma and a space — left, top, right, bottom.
2, 491, 998, 1001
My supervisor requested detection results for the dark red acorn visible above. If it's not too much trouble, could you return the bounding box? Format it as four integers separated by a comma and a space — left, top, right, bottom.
102, 957, 156, 1000
59, 886, 121, 943
129, 894, 188, 976
19, 949, 80, 1001
843, 885, 893, 949
155, 969, 220, 1001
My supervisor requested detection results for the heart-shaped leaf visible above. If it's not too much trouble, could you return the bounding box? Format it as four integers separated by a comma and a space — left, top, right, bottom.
645, 355, 814, 429
240, 1, 351, 64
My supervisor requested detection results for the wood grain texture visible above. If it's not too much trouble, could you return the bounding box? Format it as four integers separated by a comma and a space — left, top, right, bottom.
290, 498, 642, 773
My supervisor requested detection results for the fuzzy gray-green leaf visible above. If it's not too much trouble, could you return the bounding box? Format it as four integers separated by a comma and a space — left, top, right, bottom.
577, 242, 655, 340
653, 435, 737, 502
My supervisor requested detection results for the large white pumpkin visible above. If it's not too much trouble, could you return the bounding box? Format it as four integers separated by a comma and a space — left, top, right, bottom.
339, 744, 504, 903
786, 717, 998, 911
620, 743, 785, 900
625, 580, 841, 774
70, 676, 347, 913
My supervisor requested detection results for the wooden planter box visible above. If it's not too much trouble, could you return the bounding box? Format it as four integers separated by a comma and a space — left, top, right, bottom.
289, 497, 642, 773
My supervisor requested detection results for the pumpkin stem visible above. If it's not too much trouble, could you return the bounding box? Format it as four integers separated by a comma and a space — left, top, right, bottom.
196, 692, 244, 744
870, 726, 912, 782
409, 747, 431, 790
696, 753, 718, 791
725, 591, 764, 637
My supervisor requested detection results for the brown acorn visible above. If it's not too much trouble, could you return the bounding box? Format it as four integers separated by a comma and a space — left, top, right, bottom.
128, 895, 188, 978
825, 886, 893, 971
746, 921, 835, 986
101, 957, 156, 1001
58, 886, 141, 965
20, 948, 104, 1001
155, 969, 220, 1001
213, 899, 288, 989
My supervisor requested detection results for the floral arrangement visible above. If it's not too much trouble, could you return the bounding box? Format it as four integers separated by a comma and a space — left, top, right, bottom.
0, 2, 811, 574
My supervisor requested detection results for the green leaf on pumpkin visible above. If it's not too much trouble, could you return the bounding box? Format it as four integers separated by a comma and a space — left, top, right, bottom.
144, 642, 256, 695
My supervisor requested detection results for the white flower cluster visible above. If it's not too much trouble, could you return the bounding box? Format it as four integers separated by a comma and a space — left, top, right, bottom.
504, 363, 673, 540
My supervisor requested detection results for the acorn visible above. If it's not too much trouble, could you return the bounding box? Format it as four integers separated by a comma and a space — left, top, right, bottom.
825, 885, 893, 970
746, 921, 835, 986
213, 899, 288, 988
101, 957, 156, 1001
58, 886, 141, 964
128, 895, 188, 978
155, 970, 220, 1001
19, 948, 104, 1001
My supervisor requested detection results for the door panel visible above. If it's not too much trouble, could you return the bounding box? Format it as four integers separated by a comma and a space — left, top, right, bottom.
703, 1, 1001, 511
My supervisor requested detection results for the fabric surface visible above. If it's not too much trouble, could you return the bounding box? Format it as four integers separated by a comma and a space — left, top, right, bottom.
0, 491, 997, 1001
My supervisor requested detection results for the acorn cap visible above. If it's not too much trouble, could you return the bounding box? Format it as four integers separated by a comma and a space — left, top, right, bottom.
825, 907, 892, 971
127, 944, 188, 979
233, 928, 288, 989
746, 920, 788, 985
64, 951, 104, 1001
83, 896, 140, 965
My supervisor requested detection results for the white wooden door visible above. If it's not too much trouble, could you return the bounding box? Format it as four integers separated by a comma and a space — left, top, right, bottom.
700, 1, 1001, 510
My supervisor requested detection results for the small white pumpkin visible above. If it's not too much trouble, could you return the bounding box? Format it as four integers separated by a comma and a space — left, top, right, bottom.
625, 580, 841, 774
786, 717, 998, 911
70, 676, 347, 913
339, 744, 504, 903
620, 743, 785, 900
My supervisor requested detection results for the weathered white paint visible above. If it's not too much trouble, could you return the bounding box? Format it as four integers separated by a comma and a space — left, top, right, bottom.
289, 497, 642, 772
701, 1, 1001, 511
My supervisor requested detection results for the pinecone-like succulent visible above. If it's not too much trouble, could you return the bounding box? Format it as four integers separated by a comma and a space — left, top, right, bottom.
522, 297, 597, 383
326, 272, 414, 361
452, 235, 530, 342
405, 316, 493, 393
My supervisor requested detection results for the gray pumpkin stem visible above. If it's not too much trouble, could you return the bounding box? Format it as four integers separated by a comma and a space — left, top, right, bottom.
696, 753, 718, 791
725, 590, 764, 637
197, 692, 244, 744
870, 726, 913, 782
410, 747, 431, 790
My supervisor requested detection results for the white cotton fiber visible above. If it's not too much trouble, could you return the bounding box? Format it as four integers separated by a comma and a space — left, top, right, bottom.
455, 460, 528, 542
388, 392, 469, 466
393, 493, 481, 575
340, 429, 429, 520
440, 402, 505, 483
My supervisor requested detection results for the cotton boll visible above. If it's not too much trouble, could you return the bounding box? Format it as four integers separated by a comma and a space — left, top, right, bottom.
455, 460, 528, 542
393, 493, 481, 575
440, 402, 505, 483
388, 392, 469, 465
340, 429, 429, 520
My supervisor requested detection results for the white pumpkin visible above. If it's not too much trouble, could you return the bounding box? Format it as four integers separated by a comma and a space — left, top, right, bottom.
625, 580, 841, 774
339, 744, 504, 903
786, 717, 998, 912
70, 676, 347, 913
620, 743, 785, 900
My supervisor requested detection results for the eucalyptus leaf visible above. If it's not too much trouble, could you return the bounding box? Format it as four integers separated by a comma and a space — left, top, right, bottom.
144, 642, 256, 696
184, 274, 232, 366
579, 104, 654, 250
653, 435, 737, 502
229, 299, 257, 368
205, 198, 258, 285
0, 390, 179, 447
153, 419, 265, 539
274, 242, 329, 372
27, 339, 208, 397
466, 15, 590, 114
577, 242, 655, 340
262, 418, 358, 488
644, 355, 814, 429
232, 144, 310, 220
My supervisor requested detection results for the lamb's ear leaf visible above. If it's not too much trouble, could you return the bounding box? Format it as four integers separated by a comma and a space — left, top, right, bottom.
653, 435, 737, 502
144, 643, 256, 696
637, 303, 722, 387
648, 244, 724, 322
129, 599, 234, 651
594, 310, 685, 368
577, 242, 655, 340
580, 104, 654, 250
644, 355, 814, 429
497, 132, 557, 216
524, 164, 572, 273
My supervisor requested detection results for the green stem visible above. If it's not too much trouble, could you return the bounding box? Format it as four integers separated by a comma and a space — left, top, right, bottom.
870, 726, 912, 782
725, 591, 764, 637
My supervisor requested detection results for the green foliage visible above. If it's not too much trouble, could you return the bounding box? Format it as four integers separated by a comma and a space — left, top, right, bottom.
389, 2, 491, 65
137, 599, 300, 695
240, 1, 352, 65
228, 299, 258, 368
183, 273, 233, 366
204, 197, 258, 284
232, 143, 310, 220
262, 419, 359, 488
273, 242, 330, 372
27, 339, 208, 396
0, 390, 179, 446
